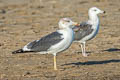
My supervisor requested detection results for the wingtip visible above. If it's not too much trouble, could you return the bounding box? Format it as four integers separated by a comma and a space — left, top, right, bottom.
12, 51, 18, 54
12, 49, 24, 54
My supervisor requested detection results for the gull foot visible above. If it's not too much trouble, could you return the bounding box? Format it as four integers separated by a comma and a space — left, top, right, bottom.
83, 53, 89, 57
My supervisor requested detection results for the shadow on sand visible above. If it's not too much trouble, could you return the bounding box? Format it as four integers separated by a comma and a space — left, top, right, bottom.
63, 59, 120, 66
103, 48, 120, 52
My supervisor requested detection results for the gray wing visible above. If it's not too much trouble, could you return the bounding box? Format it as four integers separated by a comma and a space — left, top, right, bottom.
26, 31, 63, 52
73, 22, 93, 40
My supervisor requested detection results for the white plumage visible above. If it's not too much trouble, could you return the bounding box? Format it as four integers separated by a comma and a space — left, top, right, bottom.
74, 7, 105, 57
12, 18, 78, 70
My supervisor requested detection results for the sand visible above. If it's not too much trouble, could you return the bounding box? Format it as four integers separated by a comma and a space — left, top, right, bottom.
0, 0, 120, 80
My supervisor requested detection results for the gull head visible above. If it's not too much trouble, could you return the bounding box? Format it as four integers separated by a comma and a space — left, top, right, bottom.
89, 7, 105, 15
59, 18, 79, 29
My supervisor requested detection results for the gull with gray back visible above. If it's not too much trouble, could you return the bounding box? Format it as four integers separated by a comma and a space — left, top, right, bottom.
12, 18, 78, 70
73, 7, 105, 57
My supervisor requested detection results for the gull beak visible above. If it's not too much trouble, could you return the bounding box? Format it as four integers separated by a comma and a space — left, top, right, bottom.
101, 10, 106, 14
73, 22, 80, 26
103, 11, 106, 14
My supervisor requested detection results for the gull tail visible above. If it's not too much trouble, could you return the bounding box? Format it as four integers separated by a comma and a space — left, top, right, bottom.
12, 49, 25, 54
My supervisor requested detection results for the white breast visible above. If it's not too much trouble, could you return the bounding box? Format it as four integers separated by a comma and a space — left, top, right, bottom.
80, 20, 100, 42
48, 28, 74, 55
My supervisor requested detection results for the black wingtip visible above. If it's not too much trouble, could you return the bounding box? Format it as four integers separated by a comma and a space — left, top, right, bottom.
12, 49, 24, 54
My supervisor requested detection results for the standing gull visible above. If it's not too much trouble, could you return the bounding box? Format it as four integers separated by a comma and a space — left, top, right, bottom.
73, 7, 105, 57
12, 18, 78, 70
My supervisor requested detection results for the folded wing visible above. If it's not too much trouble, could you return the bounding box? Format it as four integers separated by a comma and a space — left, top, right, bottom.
73, 22, 93, 40
25, 31, 64, 52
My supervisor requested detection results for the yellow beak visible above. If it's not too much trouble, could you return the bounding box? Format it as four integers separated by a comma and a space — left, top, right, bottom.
73, 22, 80, 26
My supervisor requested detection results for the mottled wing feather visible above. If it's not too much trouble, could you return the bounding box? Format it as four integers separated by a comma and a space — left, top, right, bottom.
74, 22, 93, 40
26, 32, 63, 52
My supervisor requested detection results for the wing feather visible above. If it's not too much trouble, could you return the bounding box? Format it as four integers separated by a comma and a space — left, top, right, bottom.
26, 31, 63, 52
73, 22, 93, 40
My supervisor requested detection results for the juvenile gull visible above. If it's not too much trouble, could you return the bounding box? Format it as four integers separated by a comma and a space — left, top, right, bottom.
12, 18, 78, 70
73, 7, 105, 57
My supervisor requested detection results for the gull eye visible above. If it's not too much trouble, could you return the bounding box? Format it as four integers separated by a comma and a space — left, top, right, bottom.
66, 20, 70, 22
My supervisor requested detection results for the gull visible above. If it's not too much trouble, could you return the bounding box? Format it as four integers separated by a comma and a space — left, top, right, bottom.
12, 18, 78, 70
73, 7, 105, 57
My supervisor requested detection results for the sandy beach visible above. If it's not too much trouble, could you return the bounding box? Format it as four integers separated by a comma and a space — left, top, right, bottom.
0, 0, 120, 80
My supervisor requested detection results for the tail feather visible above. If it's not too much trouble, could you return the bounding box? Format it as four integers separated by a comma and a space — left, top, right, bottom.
12, 49, 25, 54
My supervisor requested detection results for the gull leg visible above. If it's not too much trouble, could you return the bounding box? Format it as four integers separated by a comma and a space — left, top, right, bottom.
54, 55, 57, 70
83, 42, 87, 56
82, 42, 88, 57
81, 44, 84, 55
